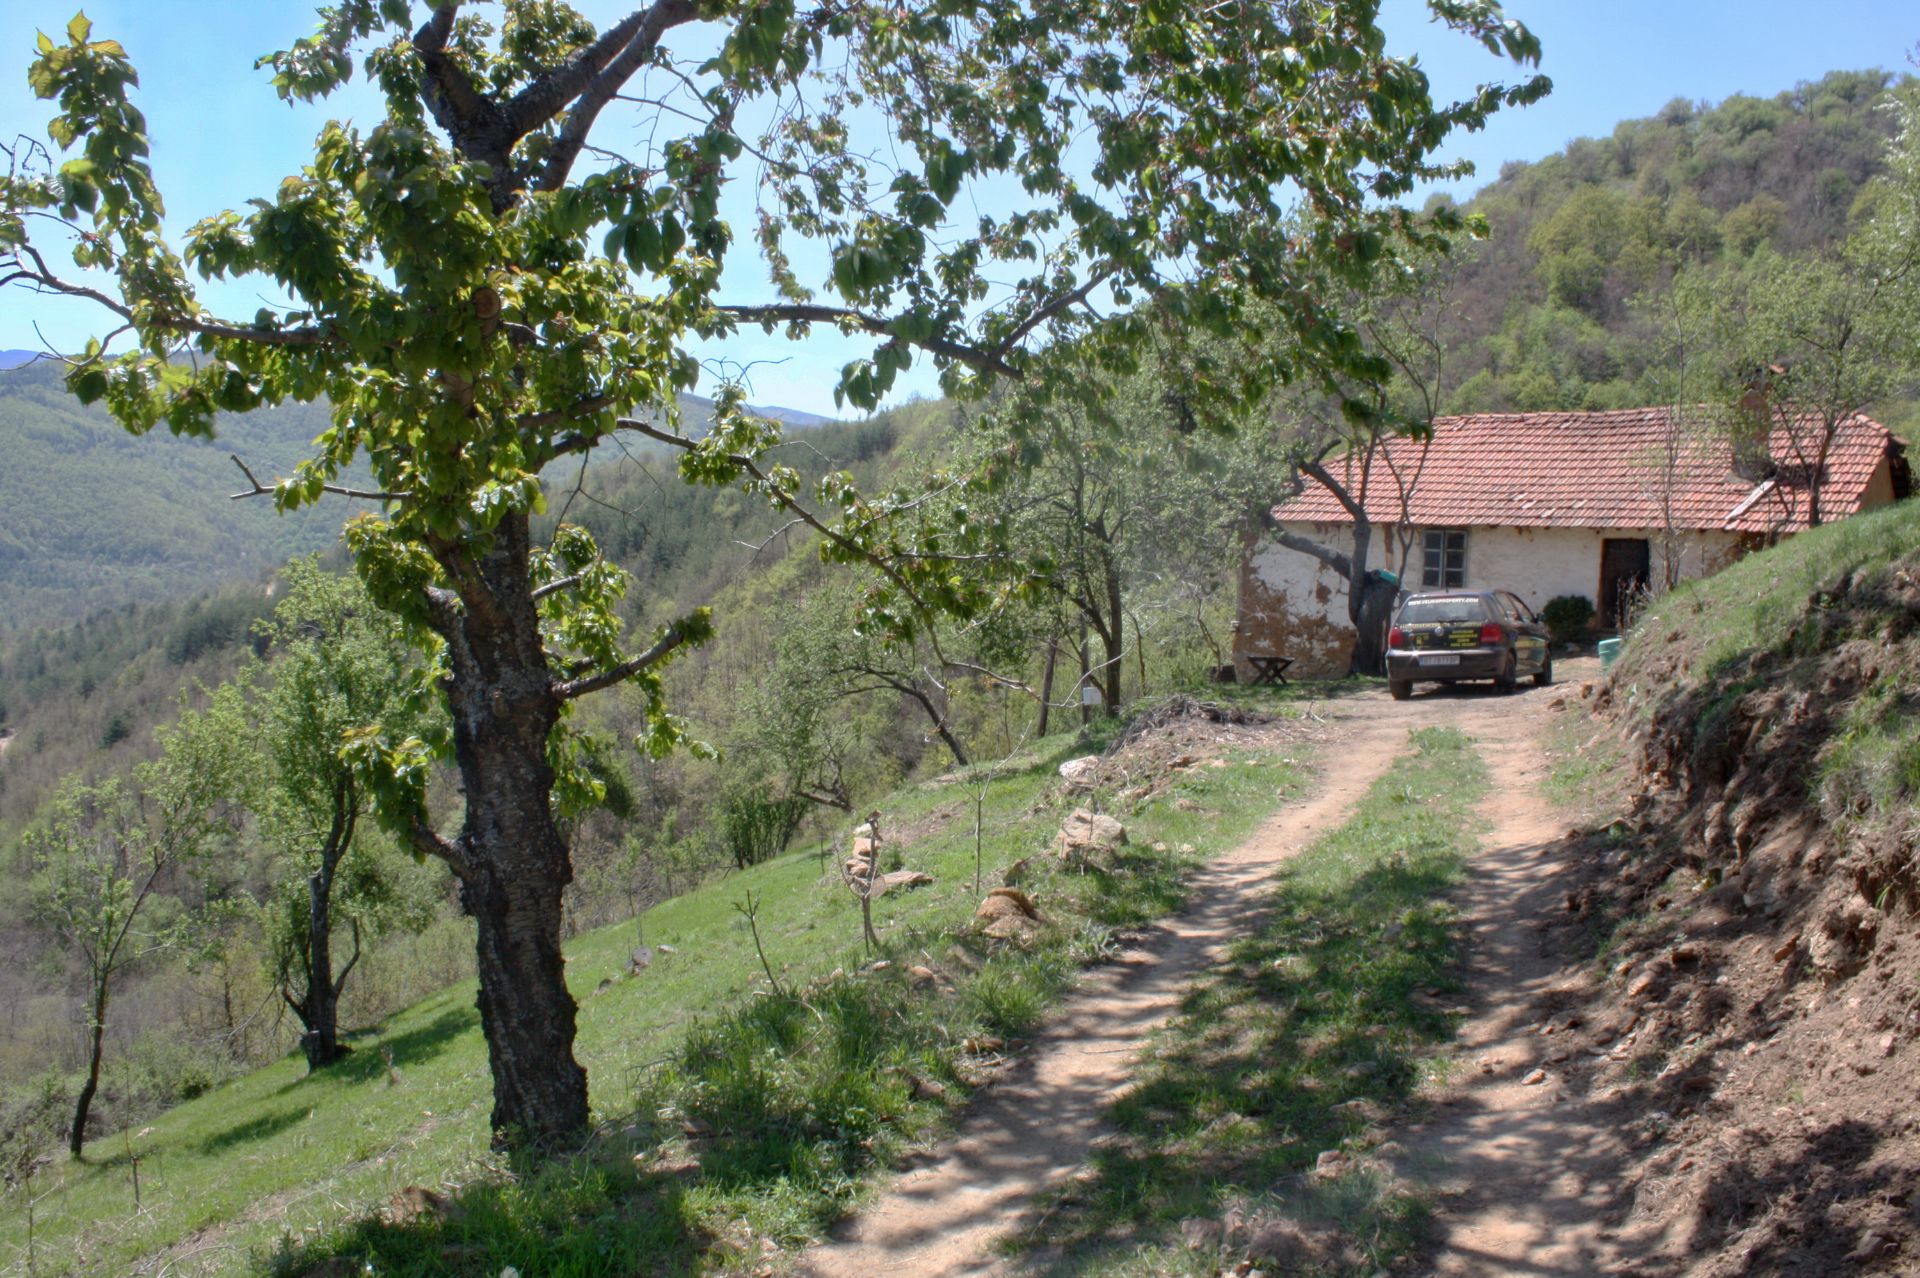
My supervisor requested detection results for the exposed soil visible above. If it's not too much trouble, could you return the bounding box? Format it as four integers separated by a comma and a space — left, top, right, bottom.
799, 638, 1920, 1277
800, 674, 1582, 1278
801, 708, 1407, 1278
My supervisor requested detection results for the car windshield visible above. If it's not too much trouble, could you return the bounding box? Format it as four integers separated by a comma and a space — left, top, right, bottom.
1397, 596, 1490, 625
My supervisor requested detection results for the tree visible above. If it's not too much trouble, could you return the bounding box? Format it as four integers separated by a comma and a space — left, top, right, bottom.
2, 1, 1544, 1148
254, 558, 439, 1071
1684, 82, 1920, 528
24, 694, 245, 1157
1261, 244, 1469, 675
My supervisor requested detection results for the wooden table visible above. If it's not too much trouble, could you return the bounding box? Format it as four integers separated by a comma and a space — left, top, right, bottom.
1246, 654, 1293, 686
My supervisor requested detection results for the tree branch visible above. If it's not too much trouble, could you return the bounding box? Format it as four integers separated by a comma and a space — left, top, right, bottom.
552, 623, 689, 700
537, 0, 702, 192
228, 455, 407, 503
719, 303, 1021, 379
1269, 527, 1353, 578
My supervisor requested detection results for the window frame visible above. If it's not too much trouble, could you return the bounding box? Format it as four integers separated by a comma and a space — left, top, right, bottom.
1420, 527, 1469, 590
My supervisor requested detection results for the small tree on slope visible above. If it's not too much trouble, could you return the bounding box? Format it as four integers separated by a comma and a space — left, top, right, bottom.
0, 1, 1544, 1150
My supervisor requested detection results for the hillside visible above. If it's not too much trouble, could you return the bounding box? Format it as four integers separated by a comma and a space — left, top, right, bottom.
0, 696, 1318, 1277
0, 360, 842, 631
1532, 500, 1920, 1273
1439, 68, 1915, 424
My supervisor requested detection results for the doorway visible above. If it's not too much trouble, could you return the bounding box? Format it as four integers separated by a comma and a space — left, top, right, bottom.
1599, 538, 1651, 627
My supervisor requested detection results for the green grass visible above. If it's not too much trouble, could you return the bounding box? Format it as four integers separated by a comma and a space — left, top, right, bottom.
1, 716, 1311, 1278
1611, 497, 1920, 887
1612, 499, 1920, 694
1007, 726, 1489, 1278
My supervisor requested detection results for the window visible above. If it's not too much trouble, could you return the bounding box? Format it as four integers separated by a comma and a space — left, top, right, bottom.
1421, 528, 1468, 589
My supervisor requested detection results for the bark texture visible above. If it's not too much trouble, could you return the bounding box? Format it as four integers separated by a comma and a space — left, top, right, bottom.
430, 513, 589, 1146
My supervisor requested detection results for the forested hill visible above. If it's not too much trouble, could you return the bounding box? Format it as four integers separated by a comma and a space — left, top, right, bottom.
0, 69, 1908, 633
1435, 68, 1915, 422
0, 360, 354, 629
0, 358, 834, 630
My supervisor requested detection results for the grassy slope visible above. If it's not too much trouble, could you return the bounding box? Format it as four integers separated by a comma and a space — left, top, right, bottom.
1, 697, 1313, 1277
1612, 498, 1920, 836
1614, 499, 1920, 690
1015, 726, 1489, 1278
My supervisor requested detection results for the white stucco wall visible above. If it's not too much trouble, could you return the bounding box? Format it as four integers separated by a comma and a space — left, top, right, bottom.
1236, 521, 1746, 676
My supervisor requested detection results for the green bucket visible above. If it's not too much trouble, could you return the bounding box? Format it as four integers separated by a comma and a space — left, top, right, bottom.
1598, 637, 1624, 670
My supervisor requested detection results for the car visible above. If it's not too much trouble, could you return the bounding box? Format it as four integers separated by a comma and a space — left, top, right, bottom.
1385, 589, 1552, 701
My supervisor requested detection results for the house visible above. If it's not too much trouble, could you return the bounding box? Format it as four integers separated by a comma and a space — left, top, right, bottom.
1236, 407, 1909, 676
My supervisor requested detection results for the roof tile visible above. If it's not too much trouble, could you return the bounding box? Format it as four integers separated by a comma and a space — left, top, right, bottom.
1272, 408, 1895, 535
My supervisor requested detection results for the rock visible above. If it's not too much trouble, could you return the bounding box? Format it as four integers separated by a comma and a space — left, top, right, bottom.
1178, 1217, 1224, 1251
1522, 1069, 1548, 1086
627, 946, 654, 973
1312, 1149, 1353, 1180
874, 869, 933, 896
852, 822, 875, 840
1772, 934, 1800, 963
1245, 1220, 1313, 1267
1809, 904, 1878, 979
1627, 969, 1664, 1001
907, 965, 939, 987
1057, 756, 1101, 786
1053, 808, 1128, 860
1002, 857, 1033, 886
386, 1185, 460, 1225
908, 1074, 947, 1101
975, 887, 1042, 939
852, 835, 876, 856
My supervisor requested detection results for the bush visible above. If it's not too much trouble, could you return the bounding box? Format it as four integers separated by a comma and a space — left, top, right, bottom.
1541, 594, 1596, 642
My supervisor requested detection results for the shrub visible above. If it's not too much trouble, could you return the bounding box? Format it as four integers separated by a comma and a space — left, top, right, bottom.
1541, 594, 1596, 642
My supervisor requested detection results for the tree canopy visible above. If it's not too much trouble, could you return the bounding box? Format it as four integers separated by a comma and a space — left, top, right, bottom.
1, 0, 1546, 1148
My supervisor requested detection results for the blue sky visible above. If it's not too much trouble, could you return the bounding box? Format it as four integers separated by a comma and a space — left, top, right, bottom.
2, 1, 1914, 416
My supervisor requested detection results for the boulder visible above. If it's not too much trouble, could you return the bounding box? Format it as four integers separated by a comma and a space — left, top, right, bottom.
874, 869, 933, 896
1057, 756, 1101, 786
1053, 808, 1128, 861
975, 887, 1042, 939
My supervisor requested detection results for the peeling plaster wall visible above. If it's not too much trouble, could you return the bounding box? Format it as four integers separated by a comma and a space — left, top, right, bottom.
1235, 521, 1747, 677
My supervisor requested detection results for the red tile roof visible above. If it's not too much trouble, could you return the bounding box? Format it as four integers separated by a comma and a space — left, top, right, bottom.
1272, 407, 1897, 535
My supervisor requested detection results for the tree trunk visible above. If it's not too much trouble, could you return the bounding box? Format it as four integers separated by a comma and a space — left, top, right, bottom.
1349, 571, 1399, 677
434, 513, 589, 1148
1100, 554, 1124, 710
1036, 635, 1058, 736
293, 783, 358, 1071
70, 979, 108, 1157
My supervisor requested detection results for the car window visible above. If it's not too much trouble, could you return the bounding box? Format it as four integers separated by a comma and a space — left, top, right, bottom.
1510, 595, 1539, 623
1397, 596, 1491, 625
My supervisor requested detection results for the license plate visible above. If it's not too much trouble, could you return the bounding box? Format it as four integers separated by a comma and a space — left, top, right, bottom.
1421, 654, 1460, 667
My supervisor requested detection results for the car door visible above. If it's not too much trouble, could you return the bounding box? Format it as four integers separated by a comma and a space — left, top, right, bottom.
1500, 593, 1549, 673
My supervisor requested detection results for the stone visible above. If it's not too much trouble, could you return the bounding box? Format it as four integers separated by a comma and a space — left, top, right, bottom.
386, 1186, 459, 1225
1002, 857, 1033, 886
1312, 1149, 1353, 1180
852, 835, 876, 856
1053, 808, 1128, 860
1178, 1217, 1224, 1251
1057, 756, 1101, 785
907, 965, 939, 986
874, 869, 933, 896
1522, 1069, 1548, 1086
975, 888, 1042, 939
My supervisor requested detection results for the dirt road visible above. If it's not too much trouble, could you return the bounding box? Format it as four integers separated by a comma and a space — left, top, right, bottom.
801, 665, 1621, 1278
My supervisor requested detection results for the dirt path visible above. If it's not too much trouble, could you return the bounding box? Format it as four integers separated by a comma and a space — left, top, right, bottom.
1389, 656, 1658, 1275
801, 708, 1416, 1278
803, 665, 1644, 1278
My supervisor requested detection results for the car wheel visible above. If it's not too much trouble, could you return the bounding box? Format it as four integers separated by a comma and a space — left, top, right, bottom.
1494, 655, 1518, 694
1389, 679, 1412, 701
1533, 653, 1553, 687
